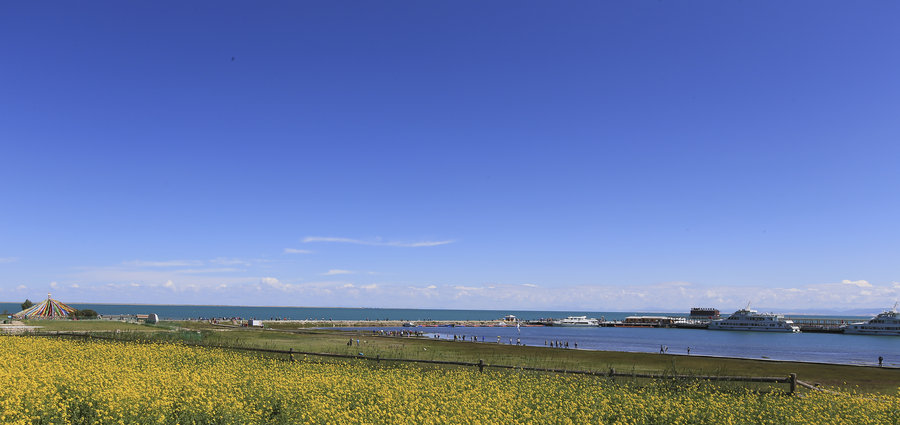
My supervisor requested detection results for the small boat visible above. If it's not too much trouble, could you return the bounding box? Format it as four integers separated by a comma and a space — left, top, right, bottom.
401, 322, 417, 327
551, 316, 599, 327
843, 303, 900, 336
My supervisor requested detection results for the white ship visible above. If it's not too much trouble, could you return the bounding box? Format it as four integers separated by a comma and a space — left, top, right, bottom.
552, 316, 599, 326
843, 303, 900, 336
708, 305, 799, 332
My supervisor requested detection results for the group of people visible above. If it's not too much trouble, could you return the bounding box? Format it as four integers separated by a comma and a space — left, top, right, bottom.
660, 345, 693, 355
453, 334, 479, 342
544, 340, 574, 349
371, 329, 423, 337
425, 334, 580, 349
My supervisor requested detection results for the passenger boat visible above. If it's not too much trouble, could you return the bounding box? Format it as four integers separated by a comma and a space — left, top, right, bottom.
551, 316, 599, 326
843, 303, 900, 336
708, 306, 799, 332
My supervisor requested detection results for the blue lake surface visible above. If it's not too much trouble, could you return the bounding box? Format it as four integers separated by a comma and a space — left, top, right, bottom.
2, 303, 893, 366
348, 326, 898, 367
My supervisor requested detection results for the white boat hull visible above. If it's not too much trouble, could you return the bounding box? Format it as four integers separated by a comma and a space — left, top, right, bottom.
843, 328, 900, 336
708, 325, 799, 332
552, 323, 598, 327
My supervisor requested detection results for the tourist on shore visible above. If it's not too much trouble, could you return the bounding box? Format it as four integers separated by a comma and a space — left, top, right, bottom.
879, 356, 883, 367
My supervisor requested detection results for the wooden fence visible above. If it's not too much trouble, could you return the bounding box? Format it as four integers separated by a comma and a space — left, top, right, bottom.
35, 331, 800, 394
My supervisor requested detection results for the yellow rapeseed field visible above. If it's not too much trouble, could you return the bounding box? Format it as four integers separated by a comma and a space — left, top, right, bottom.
0, 336, 896, 424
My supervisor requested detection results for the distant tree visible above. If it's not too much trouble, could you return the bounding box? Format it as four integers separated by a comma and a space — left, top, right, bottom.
73, 309, 98, 318
20, 299, 33, 311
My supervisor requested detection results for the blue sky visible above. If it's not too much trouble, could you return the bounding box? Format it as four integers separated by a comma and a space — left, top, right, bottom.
2, 1, 899, 312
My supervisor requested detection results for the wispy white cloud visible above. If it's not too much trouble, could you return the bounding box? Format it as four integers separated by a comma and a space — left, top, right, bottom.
655, 281, 692, 288
302, 236, 454, 247
452, 285, 482, 291
0, 257, 19, 264
322, 269, 354, 276
260, 277, 288, 291
123, 258, 260, 268
210, 257, 253, 266
175, 268, 243, 274
284, 248, 313, 254
123, 260, 203, 268
841, 279, 872, 288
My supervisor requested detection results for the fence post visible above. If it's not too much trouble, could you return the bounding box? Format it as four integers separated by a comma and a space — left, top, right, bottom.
789, 373, 797, 395
289, 348, 294, 363
478, 359, 484, 373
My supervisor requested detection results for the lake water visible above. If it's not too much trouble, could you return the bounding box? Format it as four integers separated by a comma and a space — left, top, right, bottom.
348, 325, 898, 367
2, 303, 893, 367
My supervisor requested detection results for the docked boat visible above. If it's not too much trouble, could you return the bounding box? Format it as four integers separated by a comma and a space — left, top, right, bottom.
689, 307, 720, 319
843, 303, 899, 336
552, 316, 599, 326
708, 306, 799, 332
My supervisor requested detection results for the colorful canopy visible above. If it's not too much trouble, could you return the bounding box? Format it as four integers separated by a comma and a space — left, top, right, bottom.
14, 294, 77, 319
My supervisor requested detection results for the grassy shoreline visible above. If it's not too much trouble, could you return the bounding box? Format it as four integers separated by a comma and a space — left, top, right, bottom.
16, 319, 900, 394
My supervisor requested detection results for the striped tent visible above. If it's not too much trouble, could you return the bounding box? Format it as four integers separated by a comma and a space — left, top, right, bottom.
14, 294, 77, 319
